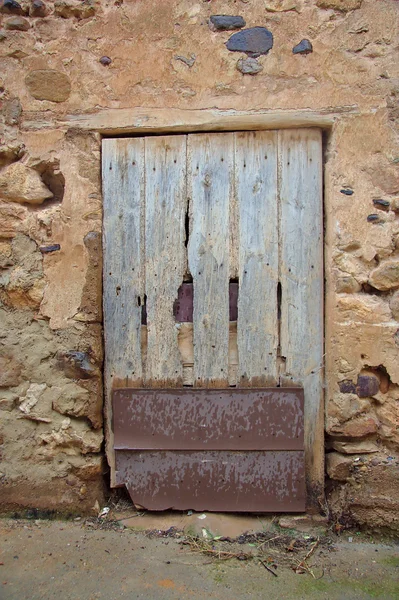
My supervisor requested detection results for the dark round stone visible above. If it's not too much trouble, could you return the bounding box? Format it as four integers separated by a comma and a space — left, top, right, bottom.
340, 188, 354, 195
372, 198, 390, 210
367, 214, 380, 223
209, 15, 246, 32
1, 0, 24, 15
100, 56, 112, 66
293, 39, 313, 55
226, 27, 273, 57
30, 0, 46, 17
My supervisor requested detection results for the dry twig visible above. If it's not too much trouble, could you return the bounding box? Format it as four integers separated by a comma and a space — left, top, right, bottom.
294, 539, 320, 575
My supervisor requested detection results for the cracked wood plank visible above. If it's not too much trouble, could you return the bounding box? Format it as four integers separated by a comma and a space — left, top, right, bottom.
102, 138, 144, 485
279, 128, 324, 504
235, 131, 279, 386
187, 133, 233, 387
144, 135, 187, 386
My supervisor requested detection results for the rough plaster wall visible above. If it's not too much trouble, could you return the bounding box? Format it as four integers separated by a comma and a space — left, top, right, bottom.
0, 0, 398, 526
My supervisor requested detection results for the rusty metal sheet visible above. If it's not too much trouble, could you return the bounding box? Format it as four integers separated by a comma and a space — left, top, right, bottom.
115, 450, 305, 512
113, 388, 304, 451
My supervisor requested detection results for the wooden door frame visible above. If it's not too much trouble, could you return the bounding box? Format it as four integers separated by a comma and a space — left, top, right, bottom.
98, 106, 353, 511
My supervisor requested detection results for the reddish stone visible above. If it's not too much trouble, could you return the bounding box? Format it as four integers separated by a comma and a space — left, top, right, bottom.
0, 352, 22, 387
341, 417, 379, 438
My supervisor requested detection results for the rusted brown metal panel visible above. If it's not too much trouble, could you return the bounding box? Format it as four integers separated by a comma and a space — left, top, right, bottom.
113, 388, 304, 451
115, 450, 305, 512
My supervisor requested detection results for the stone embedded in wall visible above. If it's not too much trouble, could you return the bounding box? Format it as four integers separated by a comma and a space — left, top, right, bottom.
19, 382, 47, 414
292, 39, 312, 55
29, 0, 47, 17
57, 351, 99, 380
327, 392, 370, 426
331, 440, 379, 454
339, 416, 379, 438
0, 240, 13, 268
236, 57, 263, 75
316, 0, 363, 11
4, 16, 29, 30
226, 27, 273, 57
0, 140, 25, 168
54, 0, 96, 20
78, 377, 103, 429
335, 275, 361, 293
333, 253, 369, 285
40, 244, 60, 254
0, 350, 22, 387
337, 237, 361, 252
0, 202, 25, 239
371, 167, 399, 195
339, 379, 356, 394
337, 295, 392, 324
0, 0, 24, 15
51, 383, 89, 416
0, 390, 18, 411
367, 214, 380, 223
68, 456, 103, 481
76, 231, 102, 323
99, 56, 111, 66
373, 199, 390, 211
265, 0, 301, 12
356, 373, 380, 397
0, 162, 53, 205
326, 452, 353, 481
52, 381, 102, 430
3, 97, 22, 126
38, 418, 103, 455
369, 260, 399, 291
343, 458, 399, 530
390, 291, 399, 321
0, 233, 45, 309
209, 15, 246, 32
340, 188, 354, 195
25, 70, 71, 103
174, 54, 196, 68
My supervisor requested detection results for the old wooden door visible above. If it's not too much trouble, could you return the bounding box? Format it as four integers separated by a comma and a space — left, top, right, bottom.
102, 129, 323, 511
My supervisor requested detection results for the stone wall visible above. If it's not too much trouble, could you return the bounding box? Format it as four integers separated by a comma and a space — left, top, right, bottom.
0, 0, 398, 526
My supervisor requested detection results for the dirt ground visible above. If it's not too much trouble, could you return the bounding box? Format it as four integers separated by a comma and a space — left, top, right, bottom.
1, 513, 399, 600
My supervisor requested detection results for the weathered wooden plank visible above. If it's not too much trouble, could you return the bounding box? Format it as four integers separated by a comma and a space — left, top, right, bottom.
31, 106, 356, 134
187, 133, 233, 387
102, 138, 144, 485
144, 135, 187, 386
235, 131, 279, 386
279, 128, 324, 504
113, 388, 304, 450
116, 450, 306, 512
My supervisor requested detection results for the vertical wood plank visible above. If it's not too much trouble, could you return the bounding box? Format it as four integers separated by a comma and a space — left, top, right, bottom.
187, 133, 233, 387
279, 128, 324, 505
235, 131, 279, 386
102, 137, 144, 484
144, 135, 187, 385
